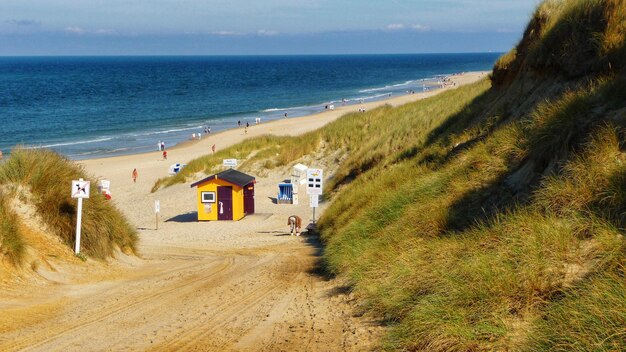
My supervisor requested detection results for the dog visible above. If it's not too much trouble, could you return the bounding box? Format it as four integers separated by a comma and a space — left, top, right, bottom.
288, 215, 302, 236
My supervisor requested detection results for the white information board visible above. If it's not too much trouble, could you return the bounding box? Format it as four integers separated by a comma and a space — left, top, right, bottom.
223, 159, 238, 168
71, 180, 90, 199
306, 168, 323, 195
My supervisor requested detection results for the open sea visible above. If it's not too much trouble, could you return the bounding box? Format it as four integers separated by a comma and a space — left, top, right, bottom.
0, 53, 501, 159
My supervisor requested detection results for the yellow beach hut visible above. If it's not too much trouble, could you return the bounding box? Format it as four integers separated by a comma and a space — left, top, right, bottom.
190, 169, 255, 221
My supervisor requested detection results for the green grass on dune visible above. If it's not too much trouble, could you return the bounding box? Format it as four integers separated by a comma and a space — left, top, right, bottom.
0, 149, 138, 261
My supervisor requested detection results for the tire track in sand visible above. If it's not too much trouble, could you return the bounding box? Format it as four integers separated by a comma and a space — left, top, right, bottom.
6, 257, 235, 352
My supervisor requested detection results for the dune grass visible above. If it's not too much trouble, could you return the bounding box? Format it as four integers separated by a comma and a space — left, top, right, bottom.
0, 149, 138, 260
0, 189, 24, 265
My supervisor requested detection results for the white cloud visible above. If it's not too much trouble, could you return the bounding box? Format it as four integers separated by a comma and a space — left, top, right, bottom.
385, 23, 430, 32
411, 24, 430, 32
257, 29, 279, 36
210, 30, 238, 36
64, 26, 86, 34
386, 23, 405, 30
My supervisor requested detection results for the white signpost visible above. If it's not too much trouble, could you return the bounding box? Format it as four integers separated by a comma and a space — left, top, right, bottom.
223, 159, 238, 168
155, 200, 160, 230
306, 169, 323, 223
71, 179, 90, 255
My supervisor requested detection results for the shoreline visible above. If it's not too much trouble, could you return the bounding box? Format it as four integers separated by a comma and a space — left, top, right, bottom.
80, 71, 488, 164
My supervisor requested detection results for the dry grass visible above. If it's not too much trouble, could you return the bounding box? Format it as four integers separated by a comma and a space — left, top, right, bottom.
0, 149, 138, 260
0, 188, 24, 265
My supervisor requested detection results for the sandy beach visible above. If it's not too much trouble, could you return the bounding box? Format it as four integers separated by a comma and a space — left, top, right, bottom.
0, 71, 486, 351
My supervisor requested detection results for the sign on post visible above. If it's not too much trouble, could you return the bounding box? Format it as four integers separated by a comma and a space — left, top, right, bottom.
306, 168, 323, 224
223, 159, 238, 168
306, 168, 323, 195
71, 179, 90, 255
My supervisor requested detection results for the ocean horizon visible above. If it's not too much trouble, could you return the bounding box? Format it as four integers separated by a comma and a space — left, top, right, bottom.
0, 53, 501, 160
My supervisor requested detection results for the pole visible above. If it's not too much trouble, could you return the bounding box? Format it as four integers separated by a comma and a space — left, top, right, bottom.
75, 179, 84, 255
155, 200, 160, 230
312, 206, 316, 224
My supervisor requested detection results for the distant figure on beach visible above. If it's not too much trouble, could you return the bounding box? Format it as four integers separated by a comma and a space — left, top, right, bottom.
238, 120, 241, 127
288, 215, 302, 236
208, 127, 211, 133
132, 168, 138, 183
211, 144, 216, 153
246, 121, 249, 128
284, 113, 288, 118
162, 150, 167, 160
192, 133, 196, 140
161, 141, 165, 151
198, 132, 201, 139
157, 141, 162, 151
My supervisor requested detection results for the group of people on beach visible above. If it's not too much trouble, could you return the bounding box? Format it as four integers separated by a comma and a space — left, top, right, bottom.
157, 140, 167, 160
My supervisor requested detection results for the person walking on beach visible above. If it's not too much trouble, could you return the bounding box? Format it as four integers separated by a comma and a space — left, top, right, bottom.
238, 120, 241, 127
284, 113, 288, 118
161, 141, 165, 151
208, 127, 211, 134
162, 150, 167, 160
157, 141, 161, 151
211, 144, 216, 153
132, 168, 138, 183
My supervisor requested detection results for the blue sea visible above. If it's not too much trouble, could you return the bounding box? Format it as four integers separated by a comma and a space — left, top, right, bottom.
0, 54, 500, 159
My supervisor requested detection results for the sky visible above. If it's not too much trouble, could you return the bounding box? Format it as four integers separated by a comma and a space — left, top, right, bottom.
0, 0, 542, 56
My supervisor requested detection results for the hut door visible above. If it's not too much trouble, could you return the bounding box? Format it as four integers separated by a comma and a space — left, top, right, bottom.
217, 186, 233, 220
243, 183, 255, 214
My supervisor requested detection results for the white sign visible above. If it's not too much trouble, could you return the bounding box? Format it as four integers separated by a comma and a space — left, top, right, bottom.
306, 168, 323, 195
223, 159, 238, 168
99, 180, 110, 191
71, 180, 90, 199
309, 194, 319, 208
72, 178, 89, 255
155, 200, 160, 213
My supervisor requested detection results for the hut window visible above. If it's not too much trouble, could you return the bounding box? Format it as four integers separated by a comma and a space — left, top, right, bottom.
201, 191, 216, 203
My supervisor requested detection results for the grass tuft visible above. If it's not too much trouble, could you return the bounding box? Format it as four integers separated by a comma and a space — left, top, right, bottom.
0, 149, 138, 260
